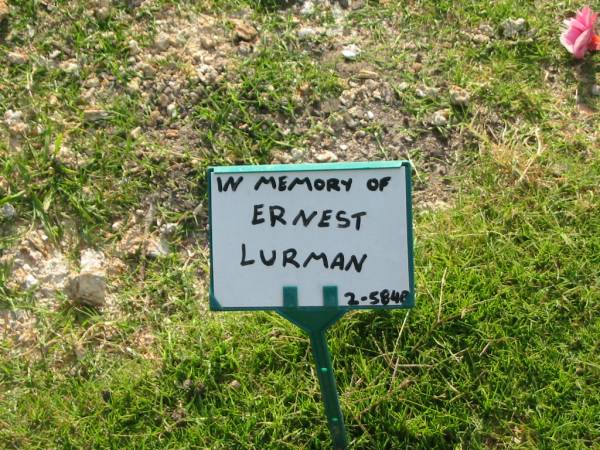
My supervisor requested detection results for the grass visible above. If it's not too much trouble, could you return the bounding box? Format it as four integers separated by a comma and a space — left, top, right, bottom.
1, 0, 599, 448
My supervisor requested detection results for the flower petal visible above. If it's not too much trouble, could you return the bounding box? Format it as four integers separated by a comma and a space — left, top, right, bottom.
573, 28, 593, 58
561, 25, 582, 46
576, 6, 593, 27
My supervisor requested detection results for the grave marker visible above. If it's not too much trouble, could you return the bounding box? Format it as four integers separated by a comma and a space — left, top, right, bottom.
208, 161, 414, 449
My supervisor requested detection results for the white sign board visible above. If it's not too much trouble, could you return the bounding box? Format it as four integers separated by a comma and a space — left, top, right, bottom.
208, 161, 414, 310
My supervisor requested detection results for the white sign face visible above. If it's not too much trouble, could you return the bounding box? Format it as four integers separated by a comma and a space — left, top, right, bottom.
208, 162, 414, 309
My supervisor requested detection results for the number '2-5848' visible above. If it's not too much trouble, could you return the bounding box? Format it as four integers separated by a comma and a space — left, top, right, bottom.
345, 289, 409, 306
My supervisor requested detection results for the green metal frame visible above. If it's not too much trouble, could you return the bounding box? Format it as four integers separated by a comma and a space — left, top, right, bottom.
277, 286, 347, 450
207, 160, 415, 311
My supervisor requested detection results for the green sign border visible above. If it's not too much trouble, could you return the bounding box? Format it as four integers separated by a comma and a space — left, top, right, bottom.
207, 161, 415, 311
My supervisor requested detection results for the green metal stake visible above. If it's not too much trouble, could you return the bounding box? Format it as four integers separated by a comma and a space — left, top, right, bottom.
277, 286, 348, 450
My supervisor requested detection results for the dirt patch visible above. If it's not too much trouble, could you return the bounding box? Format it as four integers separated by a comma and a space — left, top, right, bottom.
0, 229, 70, 304
276, 1, 475, 208
268, 70, 465, 208
0, 309, 37, 357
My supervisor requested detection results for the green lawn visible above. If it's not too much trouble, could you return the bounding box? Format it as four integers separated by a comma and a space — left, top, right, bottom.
1, 0, 599, 448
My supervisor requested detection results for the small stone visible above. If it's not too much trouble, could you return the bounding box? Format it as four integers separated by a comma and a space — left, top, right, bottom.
95, 6, 110, 20
339, 143, 348, 151
197, 64, 219, 85
59, 60, 79, 74
238, 41, 253, 55
314, 150, 338, 163
118, 227, 145, 256
84, 109, 109, 122
147, 237, 170, 258
3, 109, 27, 135
228, 380, 241, 390
160, 223, 177, 236
431, 109, 450, 126
127, 78, 140, 93
341, 44, 360, 61
154, 33, 171, 51
81, 249, 105, 272
164, 129, 179, 139
0, 0, 9, 22
3, 109, 23, 126
55, 145, 85, 169
130, 126, 142, 139
319, 98, 340, 114
148, 109, 162, 127
1, 203, 16, 220
128, 39, 141, 55
343, 114, 358, 130
417, 86, 440, 98
479, 24, 494, 36
135, 61, 156, 77
297, 27, 317, 39
449, 86, 470, 106
234, 21, 258, 42
7, 51, 28, 65
339, 89, 356, 107
411, 62, 423, 73
111, 220, 123, 231
300, 0, 314, 16
421, 200, 450, 211
366, 111, 375, 120
9, 122, 28, 135
348, 106, 364, 119
84, 77, 100, 88
190, 48, 204, 62
24, 274, 39, 289
357, 69, 379, 80
271, 151, 292, 164
158, 93, 170, 107
330, 115, 345, 132
290, 147, 306, 162
199, 36, 215, 50
471, 33, 490, 44
166, 103, 177, 117
591, 85, 600, 96
396, 81, 409, 91
502, 18, 526, 39
67, 249, 106, 307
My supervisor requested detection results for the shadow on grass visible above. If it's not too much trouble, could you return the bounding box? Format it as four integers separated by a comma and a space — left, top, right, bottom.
575, 58, 598, 113
55, 297, 104, 326
0, 20, 7, 43
251, 0, 351, 12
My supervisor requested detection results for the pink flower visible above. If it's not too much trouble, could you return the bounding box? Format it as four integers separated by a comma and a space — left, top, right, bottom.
560, 6, 600, 59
